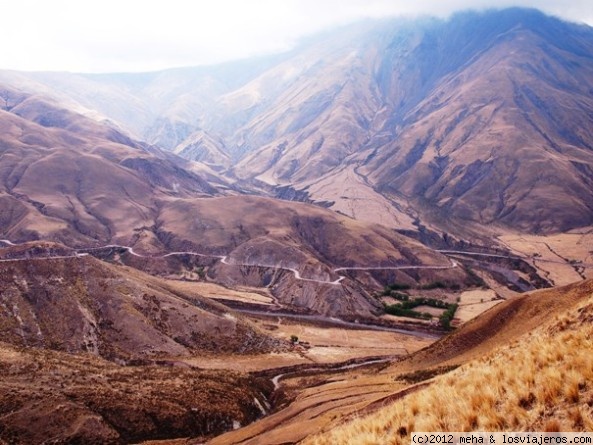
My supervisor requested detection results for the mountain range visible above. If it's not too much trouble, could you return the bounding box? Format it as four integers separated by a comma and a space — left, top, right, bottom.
2, 8, 593, 237
1, 7, 593, 443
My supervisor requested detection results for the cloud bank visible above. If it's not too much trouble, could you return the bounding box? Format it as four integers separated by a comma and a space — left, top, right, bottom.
1, 0, 591, 73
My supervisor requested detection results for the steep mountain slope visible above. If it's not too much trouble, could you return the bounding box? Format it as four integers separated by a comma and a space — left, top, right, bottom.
230, 9, 593, 234
5, 9, 592, 235
363, 10, 593, 234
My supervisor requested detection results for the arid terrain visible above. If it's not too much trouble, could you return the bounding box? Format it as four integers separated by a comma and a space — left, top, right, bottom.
4, 9, 593, 238
0, 241, 439, 444
305, 280, 593, 444
205, 279, 593, 445
1, 6, 593, 445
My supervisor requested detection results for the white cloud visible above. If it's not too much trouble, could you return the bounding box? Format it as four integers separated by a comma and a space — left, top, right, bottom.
0, 0, 591, 73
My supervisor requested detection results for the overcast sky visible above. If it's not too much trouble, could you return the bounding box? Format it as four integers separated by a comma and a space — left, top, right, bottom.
1, 0, 592, 73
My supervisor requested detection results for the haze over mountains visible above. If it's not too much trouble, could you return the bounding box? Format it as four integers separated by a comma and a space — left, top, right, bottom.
0, 89, 471, 319
2, 8, 593, 237
1, 6, 591, 323
1, 6, 593, 444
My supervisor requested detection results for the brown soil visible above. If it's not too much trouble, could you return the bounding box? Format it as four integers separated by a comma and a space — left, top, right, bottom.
0, 342, 273, 445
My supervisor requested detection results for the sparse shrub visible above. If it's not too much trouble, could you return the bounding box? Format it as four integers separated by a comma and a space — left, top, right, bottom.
389, 283, 412, 291
391, 291, 409, 301
439, 304, 458, 329
381, 283, 412, 296
464, 266, 487, 287
420, 281, 447, 290
384, 305, 423, 318
384, 296, 457, 324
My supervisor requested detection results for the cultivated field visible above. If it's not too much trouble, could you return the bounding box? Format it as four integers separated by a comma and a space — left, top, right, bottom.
456, 288, 502, 323
499, 230, 593, 285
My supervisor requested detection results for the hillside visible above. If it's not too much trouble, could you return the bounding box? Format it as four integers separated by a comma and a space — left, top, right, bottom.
0, 341, 275, 444
305, 280, 593, 442
0, 88, 222, 248
0, 241, 291, 443
0, 241, 282, 360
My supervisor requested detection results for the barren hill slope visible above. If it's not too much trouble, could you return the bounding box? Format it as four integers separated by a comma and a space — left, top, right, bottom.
4, 9, 593, 235
363, 9, 593, 234
0, 242, 281, 361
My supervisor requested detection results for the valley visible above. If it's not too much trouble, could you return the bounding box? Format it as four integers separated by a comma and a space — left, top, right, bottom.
1, 5, 593, 444
0, 240, 439, 444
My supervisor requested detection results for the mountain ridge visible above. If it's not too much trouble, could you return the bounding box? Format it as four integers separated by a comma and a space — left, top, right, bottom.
3, 8, 591, 235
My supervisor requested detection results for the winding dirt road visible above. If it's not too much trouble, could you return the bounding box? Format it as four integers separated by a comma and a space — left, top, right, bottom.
0, 239, 459, 286
437, 249, 593, 267
235, 309, 440, 339
271, 356, 396, 390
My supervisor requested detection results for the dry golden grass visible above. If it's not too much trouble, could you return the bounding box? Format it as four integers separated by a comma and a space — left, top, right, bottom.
304, 295, 593, 444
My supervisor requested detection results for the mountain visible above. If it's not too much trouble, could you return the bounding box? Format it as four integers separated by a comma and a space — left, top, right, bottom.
0, 87, 224, 248
228, 8, 593, 235
0, 90, 476, 318
5, 8, 591, 236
